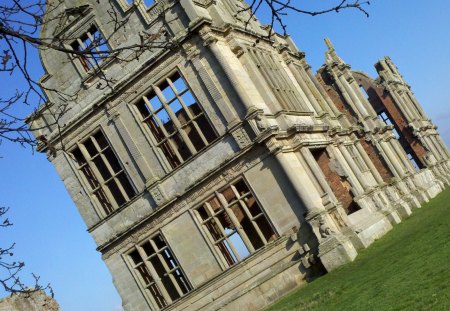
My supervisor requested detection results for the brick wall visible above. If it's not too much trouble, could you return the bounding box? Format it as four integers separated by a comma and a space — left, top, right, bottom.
311, 148, 358, 214
354, 72, 427, 167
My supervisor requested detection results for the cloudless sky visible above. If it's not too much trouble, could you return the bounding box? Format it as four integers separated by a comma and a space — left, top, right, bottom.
0, 1, 449, 311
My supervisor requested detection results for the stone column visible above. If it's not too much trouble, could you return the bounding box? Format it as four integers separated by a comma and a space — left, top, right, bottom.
390, 140, 414, 174
188, 53, 239, 126
305, 68, 342, 117
274, 150, 325, 216
286, 62, 324, 114
379, 140, 404, 177
299, 147, 338, 199
355, 141, 385, 184
338, 144, 370, 190
336, 73, 370, 119
204, 36, 268, 115
430, 135, 448, 159
387, 88, 415, 122
424, 135, 443, 160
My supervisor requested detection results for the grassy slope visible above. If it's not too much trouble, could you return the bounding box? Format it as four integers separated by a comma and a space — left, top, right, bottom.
266, 187, 450, 311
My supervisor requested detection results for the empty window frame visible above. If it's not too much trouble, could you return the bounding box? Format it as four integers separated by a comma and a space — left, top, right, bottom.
406, 152, 420, 171
136, 72, 217, 169
128, 234, 191, 309
70, 25, 109, 71
378, 111, 400, 139
71, 130, 136, 215
194, 179, 277, 268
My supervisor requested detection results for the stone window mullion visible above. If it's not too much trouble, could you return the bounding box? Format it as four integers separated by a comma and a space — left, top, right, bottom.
237, 198, 268, 245
137, 245, 173, 306
199, 203, 235, 265
93, 144, 130, 202
137, 71, 218, 169
217, 191, 256, 253
230, 185, 268, 244
90, 137, 131, 203
174, 88, 209, 148
78, 142, 118, 210
154, 88, 197, 155
128, 248, 164, 309
72, 130, 136, 216
143, 94, 185, 165
206, 201, 242, 262
152, 243, 185, 298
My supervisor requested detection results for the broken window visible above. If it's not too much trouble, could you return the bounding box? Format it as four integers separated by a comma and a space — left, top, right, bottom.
136, 72, 217, 169
128, 234, 191, 309
71, 130, 136, 215
359, 85, 369, 99
195, 179, 277, 268
70, 25, 109, 71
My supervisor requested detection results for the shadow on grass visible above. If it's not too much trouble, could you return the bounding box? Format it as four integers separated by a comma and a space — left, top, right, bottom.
266, 187, 450, 311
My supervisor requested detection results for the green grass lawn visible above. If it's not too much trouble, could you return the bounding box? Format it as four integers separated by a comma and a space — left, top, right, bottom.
266, 187, 450, 311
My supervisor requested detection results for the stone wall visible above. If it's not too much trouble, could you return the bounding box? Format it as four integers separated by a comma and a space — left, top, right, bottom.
0, 291, 59, 311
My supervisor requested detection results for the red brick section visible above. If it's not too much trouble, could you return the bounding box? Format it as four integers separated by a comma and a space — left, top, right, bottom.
311, 148, 359, 215
316, 69, 395, 182
358, 137, 393, 182
316, 69, 358, 121
353, 72, 427, 166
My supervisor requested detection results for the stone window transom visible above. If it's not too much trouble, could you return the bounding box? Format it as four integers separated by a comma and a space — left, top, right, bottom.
194, 179, 277, 268
136, 71, 217, 169
71, 130, 136, 216
127, 233, 191, 309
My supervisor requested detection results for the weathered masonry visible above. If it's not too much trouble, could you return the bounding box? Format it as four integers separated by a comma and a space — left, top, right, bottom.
32, 0, 450, 310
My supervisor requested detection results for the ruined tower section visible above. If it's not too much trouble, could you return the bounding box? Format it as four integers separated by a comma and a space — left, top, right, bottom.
31, 0, 449, 310
318, 39, 445, 200
353, 57, 450, 185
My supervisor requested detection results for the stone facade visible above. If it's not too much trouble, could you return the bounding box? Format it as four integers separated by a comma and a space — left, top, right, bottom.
0, 291, 59, 311
32, 0, 450, 310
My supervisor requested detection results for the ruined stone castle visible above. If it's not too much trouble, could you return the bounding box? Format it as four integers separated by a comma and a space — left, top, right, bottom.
32, 0, 450, 310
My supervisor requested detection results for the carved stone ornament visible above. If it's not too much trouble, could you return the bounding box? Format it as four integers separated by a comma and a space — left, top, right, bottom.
193, 0, 215, 8
318, 215, 334, 240
150, 185, 166, 206
232, 127, 252, 149
255, 114, 268, 131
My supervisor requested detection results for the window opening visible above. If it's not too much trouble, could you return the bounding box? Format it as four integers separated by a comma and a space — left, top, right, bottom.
195, 179, 277, 268
406, 152, 420, 171
72, 130, 136, 215
70, 25, 109, 71
137, 72, 217, 169
128, 234, 191, 309
378, 111, 400, 139
359, 85, 369, 99
312, 148, 360, 215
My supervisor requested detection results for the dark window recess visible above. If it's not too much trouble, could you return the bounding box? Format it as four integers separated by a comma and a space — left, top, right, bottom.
195, 179, 277, 268
136, 72, 217, 169
312, 148, 360, 215
128, 234, 191, 309
378, 111, 401, 139
70, 25, 109, 71
71, 130, 136, 215
406, 152, 421, 171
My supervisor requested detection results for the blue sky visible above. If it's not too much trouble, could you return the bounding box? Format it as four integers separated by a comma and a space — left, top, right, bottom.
0, 1, 449, 311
